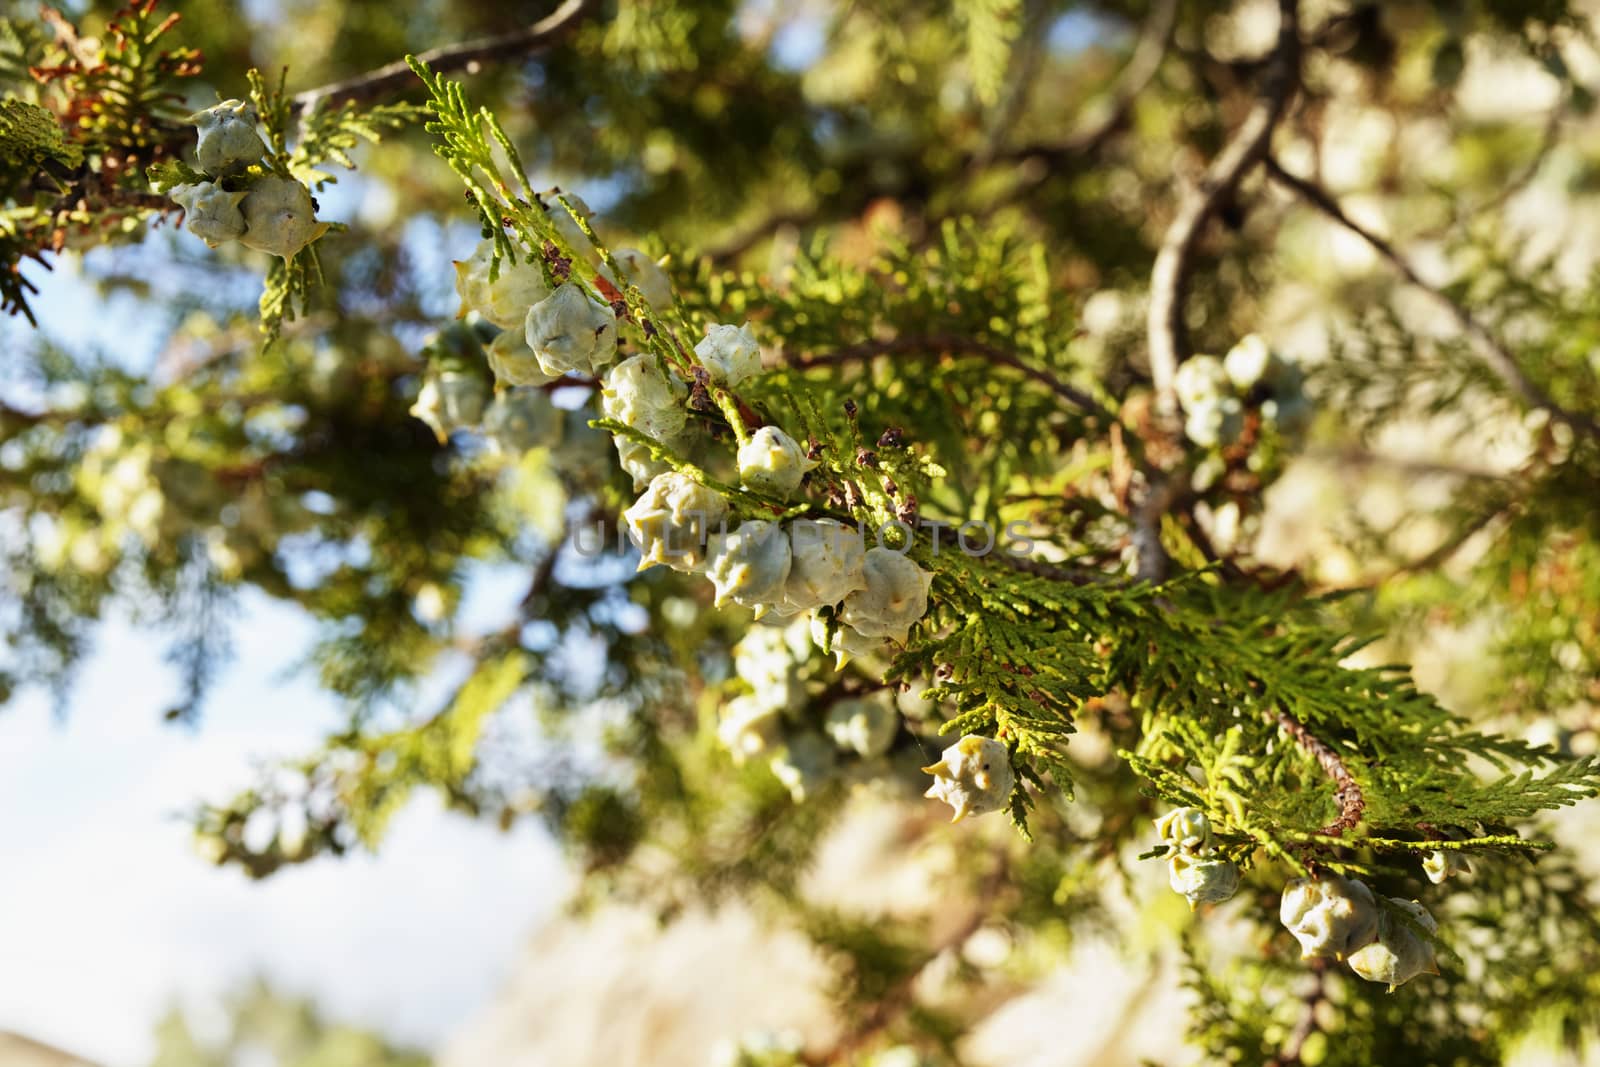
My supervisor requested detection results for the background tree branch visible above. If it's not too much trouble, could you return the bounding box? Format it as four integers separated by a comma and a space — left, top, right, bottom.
289, 0, 596, 115
1264, 155, 1600, 440
1147, 0, 1302, 411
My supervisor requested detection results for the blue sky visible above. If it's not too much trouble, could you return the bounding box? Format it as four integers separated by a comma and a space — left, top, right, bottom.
0, 587, 570, 1064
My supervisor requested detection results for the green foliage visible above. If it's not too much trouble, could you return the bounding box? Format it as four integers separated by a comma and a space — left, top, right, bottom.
0, 0, 199, 321
0, 97, 81, 184
244, 66, 419, 340
291, 97, 427, 188
9, 1, 1600, 1063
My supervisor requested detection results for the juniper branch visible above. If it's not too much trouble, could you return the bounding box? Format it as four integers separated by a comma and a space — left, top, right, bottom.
1264, 155, 1600, 441
289, 0, 595, 115
1272, 704, 1364, 837
1412, 86, 1567, 241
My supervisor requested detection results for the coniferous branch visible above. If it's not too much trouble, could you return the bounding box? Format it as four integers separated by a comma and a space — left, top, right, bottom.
1134, 0, 1300, 584
289, 0, 596, 115
17, 6, 1600, 1051
1272, 704, 1365, 836
965, 0, 1050, 167
1264, 155, 1600, 440
2, 0, 199, 321
1147, 0, 1302, 409
1366, 501, 1512, 587
1306, 446, 1516, 484
289, 97, 428, 185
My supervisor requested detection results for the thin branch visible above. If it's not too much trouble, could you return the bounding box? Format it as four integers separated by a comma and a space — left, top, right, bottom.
1267, 960, 1328, 1067
702, 209, 816, 266
791, 335, 1105, 417
709, 0, 1179, 265
0, 401, 48, 429
1132, 475, 1177, 583
1414, 88, 1567, 242
1264, 155, 1600, 441
1273, 705, 1365, 837
967, 0, 1054, 170
289, 0, 595, 115
1304, 445, 1513, 483
1134, 0, 1299, 584
1174, 497, 1253, 584
986, 0, 1179, 169
1148, 0, 1301, 410
1349, 499, 1513, 591
809, 851, 1010, 1065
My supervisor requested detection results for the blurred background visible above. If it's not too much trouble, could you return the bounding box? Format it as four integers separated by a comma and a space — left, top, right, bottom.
7, 0, 1600, 1064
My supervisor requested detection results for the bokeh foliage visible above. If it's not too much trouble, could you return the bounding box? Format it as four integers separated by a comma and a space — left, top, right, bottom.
6, 1, 1600, 1063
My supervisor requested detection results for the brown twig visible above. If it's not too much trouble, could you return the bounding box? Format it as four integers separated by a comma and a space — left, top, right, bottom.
288, 0, 595, 115
1267, 959, 1328, 1067
702, 209, 816, 265
709, 0, 1179, 265
1304, 445, 1513, 484
979, 0, 1184, 173
1413, 88, 1567, 242
1147, 0, 1301, 410
1273, 705, 1364, 836
1351, 499, 1513, 591
986, 0, 1179, 170
809, 851, 1010, 1065
1132, 474, 1178, 584
791, 335, 1105, 417
1264, 155, 1600, 441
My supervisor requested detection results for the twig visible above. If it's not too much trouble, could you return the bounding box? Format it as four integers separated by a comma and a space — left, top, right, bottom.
1264, 155, 1600, 441
1174, 497, 1254, 583
966, 0, 1053, 171
986, 0, 1179, 170
1132, 475, 1178, 583
1267, 959, 1328, 1067
1304, 445, 1513, 483
1357, 500, 1512, 589
1273, 705, 1364, 836
289, 0, 595, 115
0, 401, 47, 429
1414, 88, 1566, 241
809, 851, 1010, 1065
702, 209, 816, 265
709, 0, 1179, 265
791, 335, 1105, 417
1147, 0, 1301, 410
